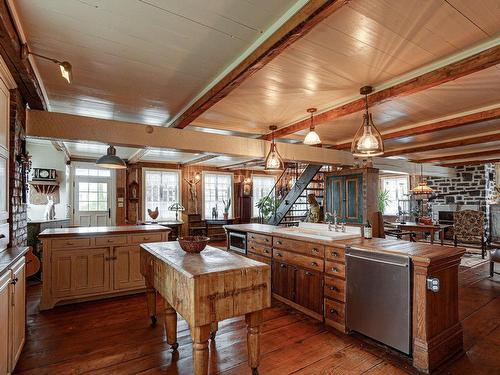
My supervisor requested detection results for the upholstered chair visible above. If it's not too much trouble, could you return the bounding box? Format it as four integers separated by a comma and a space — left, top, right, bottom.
453, 210, 486, 258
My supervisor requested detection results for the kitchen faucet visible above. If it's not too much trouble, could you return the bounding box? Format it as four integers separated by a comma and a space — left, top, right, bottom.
326, 211, 339, 232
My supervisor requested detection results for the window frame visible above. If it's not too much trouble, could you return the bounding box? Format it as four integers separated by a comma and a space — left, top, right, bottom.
379, 174, 410, 216
142, 167, 182, 222
251, 174, 276, 218
201, 171, 234, 220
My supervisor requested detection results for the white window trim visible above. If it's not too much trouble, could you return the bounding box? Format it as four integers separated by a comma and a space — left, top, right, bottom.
70, 161, 117, 226
142, 167, 182, 222
251, 173, 276, 218
201, 171, 234, 220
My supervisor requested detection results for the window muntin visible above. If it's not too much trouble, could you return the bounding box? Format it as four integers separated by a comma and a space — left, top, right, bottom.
78, 182, 108, 211
143, 169, 181, 221
75, 168, 111, 177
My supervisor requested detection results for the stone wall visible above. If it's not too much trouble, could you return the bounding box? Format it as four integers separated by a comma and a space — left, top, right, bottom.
8, 89, 27, 248
427, 163, 496, 234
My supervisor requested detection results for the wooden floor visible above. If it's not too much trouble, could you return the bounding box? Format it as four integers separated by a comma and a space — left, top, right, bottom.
14, 262, 500, 375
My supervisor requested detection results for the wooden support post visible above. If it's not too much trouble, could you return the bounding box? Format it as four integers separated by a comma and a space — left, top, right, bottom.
246, 310, 263, 374
163, 299, 178, 350
191, 324, 211, 375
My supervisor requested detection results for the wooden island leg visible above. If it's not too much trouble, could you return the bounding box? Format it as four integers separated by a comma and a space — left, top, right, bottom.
210, 322, 218, 340
191, 324, 211, 375
145, 278, 157, 327
246, 311, 263, 375
164, 299, 179, 350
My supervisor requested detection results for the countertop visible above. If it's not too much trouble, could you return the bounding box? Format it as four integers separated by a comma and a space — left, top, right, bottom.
0, 246, 29, 276
224, 224, 465, 264
141, 242, 269, 278
28, 218, 70, 224
39, 224, 170, 238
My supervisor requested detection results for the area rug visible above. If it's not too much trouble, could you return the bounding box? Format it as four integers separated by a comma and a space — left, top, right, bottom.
460, 252, 489, 268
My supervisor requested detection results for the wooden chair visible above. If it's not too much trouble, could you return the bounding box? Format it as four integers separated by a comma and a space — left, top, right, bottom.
453, 210, 487, 258
371, 212, 416, 241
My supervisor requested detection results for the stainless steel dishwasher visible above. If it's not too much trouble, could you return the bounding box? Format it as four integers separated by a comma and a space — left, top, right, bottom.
345, 246, 411, 355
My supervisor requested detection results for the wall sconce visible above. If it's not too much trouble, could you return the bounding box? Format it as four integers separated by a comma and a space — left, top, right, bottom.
21, 44, 73, 83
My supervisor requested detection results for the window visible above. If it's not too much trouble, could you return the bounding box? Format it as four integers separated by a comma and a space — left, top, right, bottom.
252, 175, 276, 217
380, 175, 409, 216
75, 168, 111, 177
203, 172, 233, 219
143, 169, 181, 221
78, 182, 108, 211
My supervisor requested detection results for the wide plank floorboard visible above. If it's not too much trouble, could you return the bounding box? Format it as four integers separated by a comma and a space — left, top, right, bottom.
14, 262, 500, 374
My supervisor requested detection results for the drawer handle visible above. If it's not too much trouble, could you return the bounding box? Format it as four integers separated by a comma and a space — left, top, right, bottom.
10, 277, 18, 285
250, 246, 255, 250
305, 271, 313, 276
277, 253, 282, 257
330, 286, 338, 291
331, 267, 339, 273
311, 262, 319, 267
107, 239, 114, 243
67, 242, 74, 245
280, 264, 286, 268
264, 249, 269, 254
276, 240, 282, 245
143, 237, 150, 240
312, 247, 319, 252
329, 309, 337, 315
265, 238, 269, 242
331, 251, 339, 257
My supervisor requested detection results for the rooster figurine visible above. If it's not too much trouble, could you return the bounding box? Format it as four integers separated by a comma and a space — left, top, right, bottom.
147, 207, 159, 223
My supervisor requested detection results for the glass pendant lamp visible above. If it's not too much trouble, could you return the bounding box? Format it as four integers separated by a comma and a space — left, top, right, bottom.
265, 125, 284, 171
411, 164, 434, 195
351, 86, 384, 157
303, 108, 321, 145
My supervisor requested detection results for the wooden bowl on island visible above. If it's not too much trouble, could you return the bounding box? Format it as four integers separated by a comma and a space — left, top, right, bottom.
178, 236, 210, 253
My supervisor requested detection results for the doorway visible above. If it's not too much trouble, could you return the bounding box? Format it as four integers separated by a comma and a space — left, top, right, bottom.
71, 163, 115, 226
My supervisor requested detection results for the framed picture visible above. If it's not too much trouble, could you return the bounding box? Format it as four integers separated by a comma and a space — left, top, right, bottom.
241, 179, 252, 197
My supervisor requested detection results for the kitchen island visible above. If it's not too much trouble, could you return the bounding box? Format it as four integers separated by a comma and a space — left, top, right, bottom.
224, 223, 465, 373
38, 224, 170, 310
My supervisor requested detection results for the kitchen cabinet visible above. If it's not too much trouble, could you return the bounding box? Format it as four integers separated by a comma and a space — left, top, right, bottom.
325, 168, 379, 224
271, 260, 295, 301
52, 248, 111, 298
295, 268, 323, 315
114, 245, 145, 290
0, 256, 26, 374
39, 226, 169, 310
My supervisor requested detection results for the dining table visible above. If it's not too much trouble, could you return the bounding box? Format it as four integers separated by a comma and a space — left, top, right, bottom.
388, 221, 452, 245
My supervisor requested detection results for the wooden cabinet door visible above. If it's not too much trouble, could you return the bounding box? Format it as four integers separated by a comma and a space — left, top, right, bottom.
271, 260, 296, 301
10, 258, 26, 372
295, 267, 323, 315
113, 245, 145, 290
345, 174, 363, 224
0, 271, 10, 375
325, 176, 344, 220
52, 248, 111, 297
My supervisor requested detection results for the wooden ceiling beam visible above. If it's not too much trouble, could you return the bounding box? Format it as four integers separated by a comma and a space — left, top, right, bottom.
440, 158, 500, 167
413, 149, 500, 164
262, 44, 500, 140
334, 106, 500, 150
51, 140, 70, 161
127, 148, 149, 164
169, 0, 347, 129
0, 0, 45, 109
383, 132, 500, 157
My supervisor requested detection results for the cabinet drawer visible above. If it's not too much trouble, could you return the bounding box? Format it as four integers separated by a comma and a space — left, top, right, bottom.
52, 237, 90, 249
325, 299, 345, 325
247, 241, 272, 258
325, 246, 345, 262
324, 276, 345, 302
273, 249, 324, 272
247, 232, 272, 246
129, 233, 163, 244
247, 252, 271, 266
95, 235, 127, 246
325, 260, 345, 278
273, 237, 324, 258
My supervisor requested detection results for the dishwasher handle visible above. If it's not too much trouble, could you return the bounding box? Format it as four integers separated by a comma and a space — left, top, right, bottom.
346, 253, 409, 268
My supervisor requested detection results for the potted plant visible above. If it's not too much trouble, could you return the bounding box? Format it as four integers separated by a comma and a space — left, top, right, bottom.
377, 189, 391, 214
256, 196, 277, 222
222, 198, 231, 220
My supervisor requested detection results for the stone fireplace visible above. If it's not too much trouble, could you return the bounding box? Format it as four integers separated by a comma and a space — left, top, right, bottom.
427, 163, 496, 237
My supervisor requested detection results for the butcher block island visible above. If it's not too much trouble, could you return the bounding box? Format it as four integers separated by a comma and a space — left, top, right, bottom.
140, 242, 271, 375
38, 225, 170, 310
225, 223, 466, 373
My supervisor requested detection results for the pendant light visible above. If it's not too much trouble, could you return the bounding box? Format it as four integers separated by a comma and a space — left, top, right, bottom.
96, 145, 126, 169
351, 86, 384, 157
303, 108, 321, 145
265, 125, 284, 171
411, 164, 434, 195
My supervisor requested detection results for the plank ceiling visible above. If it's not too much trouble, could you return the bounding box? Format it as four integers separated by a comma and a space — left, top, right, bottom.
14, 0, 500, 167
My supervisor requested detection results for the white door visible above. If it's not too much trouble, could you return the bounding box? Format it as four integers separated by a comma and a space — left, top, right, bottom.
73, 166, 114, 227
